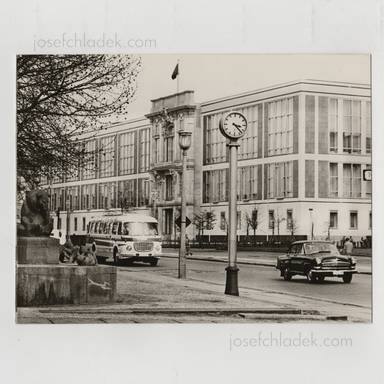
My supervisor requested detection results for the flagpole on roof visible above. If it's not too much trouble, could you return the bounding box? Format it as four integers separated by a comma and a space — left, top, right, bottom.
177, 58, 180, 104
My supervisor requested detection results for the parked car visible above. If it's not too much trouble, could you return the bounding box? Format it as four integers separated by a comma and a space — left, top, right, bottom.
276, 241, 357, 283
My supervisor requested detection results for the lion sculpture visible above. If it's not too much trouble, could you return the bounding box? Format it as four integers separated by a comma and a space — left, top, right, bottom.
17, 190, 53, 237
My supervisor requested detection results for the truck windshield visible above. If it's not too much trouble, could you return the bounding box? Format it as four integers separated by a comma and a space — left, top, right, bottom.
304, 242, 339, 255
122, 222, 158, 236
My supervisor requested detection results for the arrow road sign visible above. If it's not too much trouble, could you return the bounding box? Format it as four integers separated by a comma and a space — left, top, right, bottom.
175, 215, 191, 229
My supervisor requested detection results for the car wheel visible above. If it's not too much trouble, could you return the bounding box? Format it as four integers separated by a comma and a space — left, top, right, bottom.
283, 268, 292, 281
113, 247, 119, 265
317, 275, 325, 283
342, 273, 353, 283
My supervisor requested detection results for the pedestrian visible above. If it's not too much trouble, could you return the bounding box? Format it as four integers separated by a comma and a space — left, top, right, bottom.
186, 234, 192, 256
343, 237, 353, 256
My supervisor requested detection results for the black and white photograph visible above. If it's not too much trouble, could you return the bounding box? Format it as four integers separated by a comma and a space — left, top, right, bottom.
16, 53, 372, 324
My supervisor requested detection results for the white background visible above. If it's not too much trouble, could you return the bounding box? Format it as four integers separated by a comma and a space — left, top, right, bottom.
0, 0, 383, 383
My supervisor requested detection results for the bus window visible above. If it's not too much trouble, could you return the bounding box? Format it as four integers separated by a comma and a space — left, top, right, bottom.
94, 221, 100, 233
89, 221, 95, 234
104, 221, 112, 234
122, 222, 130, 235
98, 222, 104, 234
112, 221, 119, 235
117, 221, 122, 235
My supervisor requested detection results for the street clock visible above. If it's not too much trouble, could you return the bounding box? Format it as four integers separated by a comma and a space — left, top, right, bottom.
219, 111, 248, 140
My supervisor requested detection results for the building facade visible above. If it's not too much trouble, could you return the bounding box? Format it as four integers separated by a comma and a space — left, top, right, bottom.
42, 80, 372, 244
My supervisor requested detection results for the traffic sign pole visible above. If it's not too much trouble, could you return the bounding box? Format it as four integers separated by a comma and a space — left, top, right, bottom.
178, 148, 187, 279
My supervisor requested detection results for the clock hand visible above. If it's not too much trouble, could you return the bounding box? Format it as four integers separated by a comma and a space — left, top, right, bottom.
232, 123, 242, 133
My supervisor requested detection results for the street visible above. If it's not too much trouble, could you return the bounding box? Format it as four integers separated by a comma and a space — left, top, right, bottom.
115, 256, 372, 321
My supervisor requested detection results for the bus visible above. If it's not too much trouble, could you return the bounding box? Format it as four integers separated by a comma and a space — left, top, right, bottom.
86, 213, 162, 266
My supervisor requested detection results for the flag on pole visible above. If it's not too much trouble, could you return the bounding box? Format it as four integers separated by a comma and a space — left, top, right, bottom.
171, 63, 179, 80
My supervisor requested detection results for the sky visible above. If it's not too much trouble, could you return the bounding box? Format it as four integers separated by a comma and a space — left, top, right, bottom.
125, 54, 370, 119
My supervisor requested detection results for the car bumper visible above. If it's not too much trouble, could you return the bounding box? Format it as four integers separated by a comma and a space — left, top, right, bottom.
310, 269, 357, 277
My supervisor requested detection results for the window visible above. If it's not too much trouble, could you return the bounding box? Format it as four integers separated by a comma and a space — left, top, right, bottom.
238, 105, 258, 159
239, 165, 258, 200
267, 98, 294, 156
343, 100, 361, 153
268, 210, 275, 230
99, 136, 116, 177
329, 211, 338, 229
82, 217, 86, 231
98, 182, 117, 209
329, 163, 338, 197
163, 209, 173, 235
366, 101, 371, 154
343, 164, 361, 198
237, 211, 241, 230
82, 140, 97, 180
204, 114, 227, 164
329, 99, 338, 153
66, 186, 79, 211
220, 211, 226, 230
286, 209, 293, 229
138, 178, 150, 206
165, 175, 173, 201
119, 132, 135, 175
163, 125, 174, 162
366, 165, 372, 198
139, 128, 150, 172
203, 169, 228, 203
266, 162, 293, 199
119, 179, 137, 209
350, 211, 358, 229
81, 184, 96, 210
74, 217, 78, 231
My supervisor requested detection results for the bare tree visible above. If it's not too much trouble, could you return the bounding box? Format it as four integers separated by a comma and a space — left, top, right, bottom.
192, 210, 216, 246
17, 54, 141, 191
245, 208, 261, 245
287, 218, 299, 240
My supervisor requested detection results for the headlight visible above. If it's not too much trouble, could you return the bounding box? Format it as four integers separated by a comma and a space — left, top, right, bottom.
126, 245, 132, 251
315, 257, 322, 265
154, 244, 161, 252
350, 257, 357, 265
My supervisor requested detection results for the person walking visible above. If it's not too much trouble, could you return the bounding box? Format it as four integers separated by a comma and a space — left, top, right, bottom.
343, 237, 354, 256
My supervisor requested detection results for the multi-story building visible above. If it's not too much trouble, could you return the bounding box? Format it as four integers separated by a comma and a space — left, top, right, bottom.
42, 80, 372, 244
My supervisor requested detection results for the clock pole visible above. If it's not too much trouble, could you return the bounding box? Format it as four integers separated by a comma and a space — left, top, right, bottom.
218, 111, 247, 296
225, 140, 240, 295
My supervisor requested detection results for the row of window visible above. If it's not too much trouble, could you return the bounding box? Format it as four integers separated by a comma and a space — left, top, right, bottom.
203, 161, 294, 203
49, 178, 150, 211
45, 128, 151, 184
203, 164, 260, 203
202, 97, 371, 165
329, 163, 371, 198
329, 99, 371, 154
329, 210, 371, 230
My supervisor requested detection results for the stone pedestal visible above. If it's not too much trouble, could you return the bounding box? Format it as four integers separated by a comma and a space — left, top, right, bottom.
17, 265, 116, 306
16, 236, 117, 308
17, 237, 59, 265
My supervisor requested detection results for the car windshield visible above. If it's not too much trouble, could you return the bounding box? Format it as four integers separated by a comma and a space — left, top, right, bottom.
304, 242, 339, 255
122, 222, 158, 236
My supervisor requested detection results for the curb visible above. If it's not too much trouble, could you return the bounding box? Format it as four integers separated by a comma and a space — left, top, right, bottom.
160, 254, 372, 275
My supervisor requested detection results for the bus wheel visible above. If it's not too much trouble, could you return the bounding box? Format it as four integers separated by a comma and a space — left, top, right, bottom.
113, 248, 119, 265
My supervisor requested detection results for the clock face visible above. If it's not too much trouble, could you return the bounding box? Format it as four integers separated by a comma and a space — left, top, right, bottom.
219, 112, 248, 139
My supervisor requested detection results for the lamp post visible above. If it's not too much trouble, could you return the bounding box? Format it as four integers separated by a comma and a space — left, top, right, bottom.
178, 130, 192, 279
309, 208, 314, 240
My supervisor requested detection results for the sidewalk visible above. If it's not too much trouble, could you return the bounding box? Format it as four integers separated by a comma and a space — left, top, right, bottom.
17, 267, 369, 324
162, 248, 372, 274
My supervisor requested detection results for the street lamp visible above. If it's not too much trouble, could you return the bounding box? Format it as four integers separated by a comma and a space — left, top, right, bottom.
178, 130, 192, 279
